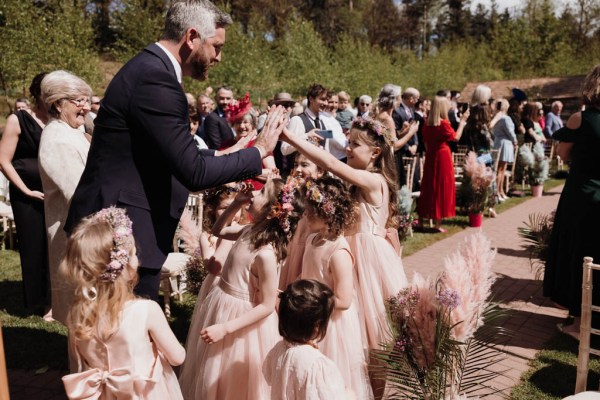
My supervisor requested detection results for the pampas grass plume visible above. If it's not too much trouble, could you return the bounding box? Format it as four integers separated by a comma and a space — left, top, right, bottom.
176, 208, 202, 256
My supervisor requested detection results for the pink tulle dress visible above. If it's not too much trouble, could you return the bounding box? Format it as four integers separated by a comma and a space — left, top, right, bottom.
345, 177, 408, 349
278, 216, 312, 291
263, 340, 348, 400
62, 300, 182, 400
301, 233, 374, 399
179, 227, 280, 400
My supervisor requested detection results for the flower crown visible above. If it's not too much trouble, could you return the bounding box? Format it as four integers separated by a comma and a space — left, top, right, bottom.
352, 117, 392, 142
268, 176, 301, 235
92, 207, 133, 282
305, 180, 335, 217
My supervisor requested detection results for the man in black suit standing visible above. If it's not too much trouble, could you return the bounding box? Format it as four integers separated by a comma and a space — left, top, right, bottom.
392, 87, 420, 187
66, 0, 284, 299
203, 85, 235, 149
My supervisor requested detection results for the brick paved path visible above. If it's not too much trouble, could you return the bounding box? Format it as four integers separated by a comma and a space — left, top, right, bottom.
403, 184, 566, 399
7, 185, 565, 399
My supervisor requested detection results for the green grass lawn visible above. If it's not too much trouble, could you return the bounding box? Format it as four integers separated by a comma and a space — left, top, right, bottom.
511, 333, 600, 399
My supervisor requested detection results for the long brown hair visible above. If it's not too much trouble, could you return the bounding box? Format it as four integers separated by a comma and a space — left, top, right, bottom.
349, 119, 400, 228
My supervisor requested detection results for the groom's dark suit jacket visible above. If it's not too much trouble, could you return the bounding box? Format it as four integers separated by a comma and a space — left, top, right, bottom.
66, 44, 261, 269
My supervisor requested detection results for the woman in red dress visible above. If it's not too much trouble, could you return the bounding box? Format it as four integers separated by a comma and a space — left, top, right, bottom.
418, 96, 469, 232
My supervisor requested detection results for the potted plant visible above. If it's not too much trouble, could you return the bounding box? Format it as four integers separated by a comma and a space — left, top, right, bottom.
397, 185, 415, 252
459, 152, 495, 227
518, 143, 549, 197
375, 232, 507, 399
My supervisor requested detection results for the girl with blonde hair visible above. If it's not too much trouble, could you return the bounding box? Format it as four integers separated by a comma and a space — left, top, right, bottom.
60, 207, 184, 399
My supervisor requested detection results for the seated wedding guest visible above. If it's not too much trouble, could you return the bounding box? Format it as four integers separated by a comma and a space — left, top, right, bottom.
38, 70, 92, 325
263, 279, 349, 400
0, 73, 50, 317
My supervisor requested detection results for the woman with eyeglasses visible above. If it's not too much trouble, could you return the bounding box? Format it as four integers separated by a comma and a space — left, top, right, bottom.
0, 73, 51, 318
38, 70, 92, 325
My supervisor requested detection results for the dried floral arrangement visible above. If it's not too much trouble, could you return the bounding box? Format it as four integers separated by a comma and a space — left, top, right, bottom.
518, 143, 549, 186
458, 152, 495, 215
375, 232, 508, 400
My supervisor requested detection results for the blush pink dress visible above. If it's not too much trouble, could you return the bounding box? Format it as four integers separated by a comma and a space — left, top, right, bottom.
278, 216, 312, 291
179, 227, 280, 400
301, 234, 373, 400
62, 300, 182, 400
345, 177, 408, 349
263, 340, 348, 400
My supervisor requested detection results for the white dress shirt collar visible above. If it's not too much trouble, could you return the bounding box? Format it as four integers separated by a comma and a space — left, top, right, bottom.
155, 42, 183, 84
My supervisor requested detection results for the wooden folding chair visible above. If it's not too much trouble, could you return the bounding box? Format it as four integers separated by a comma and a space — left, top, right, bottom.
575, 257, 600, 394
453, 152, 467, 183
457, 144, 469, 154
503, 144, 519, 194
402, 156, 417, 192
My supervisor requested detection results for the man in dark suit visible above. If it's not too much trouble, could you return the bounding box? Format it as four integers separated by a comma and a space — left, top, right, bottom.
203, 85, 235, 149
392, 87, 420, 187
65, 0, 284, 299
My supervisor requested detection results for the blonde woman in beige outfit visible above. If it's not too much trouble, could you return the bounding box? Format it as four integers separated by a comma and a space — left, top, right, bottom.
38, 70, 92, 325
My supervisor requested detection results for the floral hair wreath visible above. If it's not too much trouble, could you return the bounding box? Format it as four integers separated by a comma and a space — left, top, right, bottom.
352, 117, 393, 142
92, 206, 134, 282
305, 180, 335, 217
268, 176, 301, 235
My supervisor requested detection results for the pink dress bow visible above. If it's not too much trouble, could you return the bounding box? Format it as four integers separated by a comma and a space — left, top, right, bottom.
62, 366, 134, 400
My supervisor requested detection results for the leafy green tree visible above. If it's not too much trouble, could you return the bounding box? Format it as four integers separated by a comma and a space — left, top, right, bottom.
0, 0, 101, 105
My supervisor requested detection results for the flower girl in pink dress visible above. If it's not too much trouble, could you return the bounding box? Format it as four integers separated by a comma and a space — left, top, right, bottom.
263, 279, 349, 400
179, 177, 304, 400
282, 117, 408, 398
278, 153, 324, 290
301, 175, 373, 399
60, 207, 185, 400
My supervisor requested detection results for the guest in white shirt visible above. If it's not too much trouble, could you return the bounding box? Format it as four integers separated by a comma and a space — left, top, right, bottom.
282, 83, 347, 161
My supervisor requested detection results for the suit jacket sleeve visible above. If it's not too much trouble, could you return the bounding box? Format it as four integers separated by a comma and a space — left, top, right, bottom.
129, 69, 261, 191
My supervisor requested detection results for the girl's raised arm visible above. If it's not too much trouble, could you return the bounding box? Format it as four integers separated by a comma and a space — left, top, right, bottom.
329, 249, 354, 310
281, 127, 380, 193
200, 249, 279, 343
147, 301, 186, 366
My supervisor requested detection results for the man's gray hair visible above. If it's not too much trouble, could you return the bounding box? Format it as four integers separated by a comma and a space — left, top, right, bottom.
359, 95, 372, 104
161, 0, 233, 42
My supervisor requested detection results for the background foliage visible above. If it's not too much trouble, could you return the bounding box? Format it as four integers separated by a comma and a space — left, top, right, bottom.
1, 0, 599, 109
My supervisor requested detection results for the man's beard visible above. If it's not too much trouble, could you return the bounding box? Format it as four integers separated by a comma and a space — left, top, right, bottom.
190, 48, 211, 81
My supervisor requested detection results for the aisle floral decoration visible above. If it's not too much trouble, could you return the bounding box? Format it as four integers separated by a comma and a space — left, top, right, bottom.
176, 208, 207, 295
517, 211, 555, 279
518, 143, 549, 186
458, 152, 495, 215
397, 185, 415, 242
376, 232, 507, 399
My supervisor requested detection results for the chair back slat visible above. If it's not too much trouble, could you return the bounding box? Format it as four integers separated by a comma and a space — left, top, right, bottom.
575, 256, 600, 394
